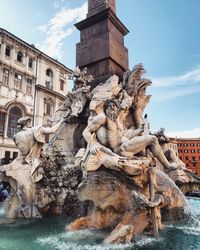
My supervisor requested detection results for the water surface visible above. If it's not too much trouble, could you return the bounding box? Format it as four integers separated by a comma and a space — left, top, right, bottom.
0, 199, 200, 250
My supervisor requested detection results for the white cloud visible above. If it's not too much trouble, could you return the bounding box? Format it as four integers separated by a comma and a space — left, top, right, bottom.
149, 65, 200, 101
37, 2, 87, 59
152, 66, 200, 87
167, 128, 200, 138
150, 84, 200, 101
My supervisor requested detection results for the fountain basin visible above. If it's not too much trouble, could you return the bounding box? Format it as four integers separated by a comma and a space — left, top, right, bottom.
0, 198, 199, 250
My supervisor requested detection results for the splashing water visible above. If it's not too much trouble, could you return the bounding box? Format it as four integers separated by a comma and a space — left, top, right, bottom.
0, 198, 200, 250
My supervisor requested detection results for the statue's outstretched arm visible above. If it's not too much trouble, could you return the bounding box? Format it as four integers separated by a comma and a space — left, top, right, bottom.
42, 117, 65, 135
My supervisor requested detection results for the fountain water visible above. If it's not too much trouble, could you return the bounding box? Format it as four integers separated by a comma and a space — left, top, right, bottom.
0, 198, 200, 250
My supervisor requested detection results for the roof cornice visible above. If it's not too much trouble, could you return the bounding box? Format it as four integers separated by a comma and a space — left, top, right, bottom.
0, 27, 73, 74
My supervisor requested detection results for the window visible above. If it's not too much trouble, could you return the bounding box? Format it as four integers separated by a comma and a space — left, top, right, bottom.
46, 68, 53, 77
178, 149, 182, 153
184, 149, 188, 153
191, 149, 195, 153
4, 151, 11, 164
17, 51, 23, 62
198, 149, 200, 153
190, 143, 194, 146
0, 112, 5, 135
13, 152, 18, 160
180, 156, 182, 160
60, 79, 65, 91
7, 106, 22, 138
46, 69, 53, 89
5, 45, 11, 57
197, 143, 200, 146
183, 143, 188, 146
45, 81, 52, 90
14, 73, 22, 89
46, 102, 51, 115
186, 156, 189, 161
28, 58, 33, 68
26, 78, 32, 95
178, 143, 182, 146
192, 156, 196, 161
3, 68, 9, 84
44, 98, 54, 116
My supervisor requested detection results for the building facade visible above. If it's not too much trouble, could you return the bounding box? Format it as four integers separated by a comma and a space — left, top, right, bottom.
0, 28, 72, 164
176, 138, 200, 175
168, 138, 179, 157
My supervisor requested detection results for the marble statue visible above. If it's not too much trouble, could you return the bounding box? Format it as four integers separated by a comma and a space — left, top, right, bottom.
67, 66, 196, 243
82, 98, 180, 172
156, 127, 185, 168
1, 64, 200, 244
0, 116, 66, 218
14, 116, 65, 178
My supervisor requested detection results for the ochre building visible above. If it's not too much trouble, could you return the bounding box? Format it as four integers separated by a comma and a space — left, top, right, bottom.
176, 138, 200, 175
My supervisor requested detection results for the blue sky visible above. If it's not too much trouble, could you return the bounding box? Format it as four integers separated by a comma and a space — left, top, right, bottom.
0, 0, 200, 137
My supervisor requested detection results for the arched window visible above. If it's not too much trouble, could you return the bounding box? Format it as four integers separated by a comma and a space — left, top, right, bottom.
46, 68, 53, 77
7, 106, 22, 138
5, 45, 11, 57
45, 69, 53, 89
17, 51, 23, 62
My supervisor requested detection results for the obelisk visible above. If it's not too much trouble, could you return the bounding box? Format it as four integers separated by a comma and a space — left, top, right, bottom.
75, 0, 129, 86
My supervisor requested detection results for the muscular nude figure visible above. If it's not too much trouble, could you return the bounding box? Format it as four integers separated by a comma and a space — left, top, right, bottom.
83, 99, 178, 171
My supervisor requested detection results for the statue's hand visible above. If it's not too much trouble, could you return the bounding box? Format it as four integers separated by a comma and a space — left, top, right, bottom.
61, 114, 69, 122
90, 143, 100, 155
157, 127, 165, 136
138, 124, 144, 134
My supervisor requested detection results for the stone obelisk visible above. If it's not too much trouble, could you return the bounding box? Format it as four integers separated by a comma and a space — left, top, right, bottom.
75, 0, 129, 85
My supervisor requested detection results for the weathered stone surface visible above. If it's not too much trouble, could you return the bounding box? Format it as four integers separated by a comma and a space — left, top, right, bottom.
75, 0, 128, 84
67, 167, 187, 242
1, 63, 199, 244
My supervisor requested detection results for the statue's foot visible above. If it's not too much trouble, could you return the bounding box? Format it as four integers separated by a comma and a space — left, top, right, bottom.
179, 165, 193, 173
66, 217, 91, 231
118, 159, 142, 175
165, 163, 178, 172
148, 194, 163, 208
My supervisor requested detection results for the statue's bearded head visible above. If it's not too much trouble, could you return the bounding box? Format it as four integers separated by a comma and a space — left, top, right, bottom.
104, 99, 120, 121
